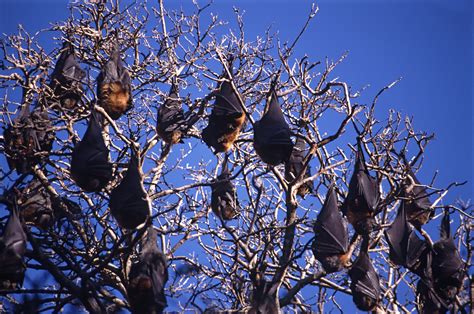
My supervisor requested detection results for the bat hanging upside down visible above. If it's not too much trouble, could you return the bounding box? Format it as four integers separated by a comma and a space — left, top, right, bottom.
211, 156, 239, 220
285, 136, 314, 197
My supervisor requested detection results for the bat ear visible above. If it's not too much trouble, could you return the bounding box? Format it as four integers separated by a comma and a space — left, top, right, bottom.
440, 208, 451, 239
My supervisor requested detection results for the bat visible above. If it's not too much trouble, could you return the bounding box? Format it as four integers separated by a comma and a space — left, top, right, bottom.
109, 153, 150, 229
97, 44, 132, 120
431, 211, 464, 305
211, 156, 239, 220
384, 201, 427, 269
128, 226, 168, 314
49, 41, 85, 110
402, 169, 433, 229
156, 84, 187, 144
341, 140, 380, 235
0, 203, 27, 289
348, 238, 381, 311
201, 76, 246, 153
253, 86, 293, 165
70, 110, 113, 192
285, 137, 313, 197
4, 105, 54, 174
51, 196, 81, 221
17, 180, 54, 230
312, 185, 350, 273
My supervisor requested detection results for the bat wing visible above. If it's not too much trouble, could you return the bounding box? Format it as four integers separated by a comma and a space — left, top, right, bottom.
407, 170, 432, 210
349, 250, 381, 301
0, 206, 27, 260
212, 81, 243, 116
253, 121, 293, 165
313, 186, 349, 255
354, 152, 379, 212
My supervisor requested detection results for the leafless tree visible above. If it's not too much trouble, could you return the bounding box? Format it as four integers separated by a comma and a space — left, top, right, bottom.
0, 1, 472, 313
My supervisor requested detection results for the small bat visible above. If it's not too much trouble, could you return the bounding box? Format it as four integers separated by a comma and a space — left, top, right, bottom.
51, 196, 81, 221
253, 86, 293, 165
384, 201, 427, 269
156, 84, 187, 144
348, 238, 381, 312
128, 226, 168, 314
211, 156, 239, 220
312, 185, 350, 273
402, 169, 433, 230
49, 41, 85, 110
70, 111, 113, 192
285, 137, 313, 197
342, 140, 380, 235
0, 203, 27, 289
431, 211, 464, 305
202, 77, 246, 153
109, 153, 150, 229
17, 180, 54, 230
97, 44, 132, 120
4, 105, 54, 174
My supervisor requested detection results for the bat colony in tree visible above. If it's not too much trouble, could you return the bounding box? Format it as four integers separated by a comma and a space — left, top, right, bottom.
0, 2, 470, 313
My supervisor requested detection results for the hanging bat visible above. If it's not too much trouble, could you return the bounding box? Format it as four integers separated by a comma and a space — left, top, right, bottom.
97, 44, 132, 120
285, 137, 313, 197
201, 77, 246, 153
431, 211, 464, 305
128, 226, 168, 314
109, 152, 150, 229
0, 203, 27, 289
253, 85, 293, 165
211, 156, 239, 220
4, 105, 54, 174
51, 196, 81, 221
17, 180, 55, 230
402, 169, 433, 230
341, 140, 380, 235
312, 185, 350, 273
70, 111, 113, 192
348, 238, 381, 311
384, 201, 427, 269
49, 41, 85, 110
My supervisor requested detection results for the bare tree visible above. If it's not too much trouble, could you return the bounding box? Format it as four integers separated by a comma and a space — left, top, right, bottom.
0, 1, 471, 313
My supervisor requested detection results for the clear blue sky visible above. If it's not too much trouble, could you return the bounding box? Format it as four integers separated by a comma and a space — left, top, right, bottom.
1, 0, 472, 312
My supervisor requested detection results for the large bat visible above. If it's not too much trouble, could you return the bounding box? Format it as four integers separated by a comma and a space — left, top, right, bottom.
0, 203, 27, 289
17, 180, 54, 230
156, 84, 187, 144
312, 185, 350, 273
109, 153, 150, 229
70, 111, 113, 192
384, 201, 427, 269
253, 86, 293, 165
285, 137, 313, 197
348, 239, 381, 311
202, 77, 246, 153
128, 227, 168, 314
4, 105, 54, 174
342, 141, 380, 235
431, 211, 464, 306
97, 44, 132, 120
211, 157, 239, 220
49, 41, 85, 110
402, 169, 433, 229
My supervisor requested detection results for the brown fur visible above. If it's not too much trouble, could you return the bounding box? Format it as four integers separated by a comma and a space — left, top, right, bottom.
406, 205, 431, 229
100, 82, 130, 118
157, 128, 183, 145
217, 114, 245, 152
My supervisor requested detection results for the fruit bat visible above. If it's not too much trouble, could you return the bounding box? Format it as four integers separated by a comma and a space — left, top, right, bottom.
49, 41, 85, 110
109, 153, 150, 229
201, 77, 246, 153
51, 196, 81, 221
97, 44, 132, 120
253, 86, 293, 165
312, 185, 350, 273
211, 157, 239, 220
17, 180, 54, 230
342, 141, 380, 235
71, 111, 113, 192
0, 204, 27, 289
4, 104, 54, 174
128, 227, 168, 314
402, 169, 433, 230
285, 137, 313, 197
384, 201, 427, 269
431, 211, 464, 304
348, 239, 381, 312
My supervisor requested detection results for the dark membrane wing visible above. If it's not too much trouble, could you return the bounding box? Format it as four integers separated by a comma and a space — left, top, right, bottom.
403, 169, 433, 228
349, 250, 381, 311
109, 154, 150, 229
18, 180, 55, 229
71, 112, 113, 192
157, 86, 187, 143
253, 123, 293, 165
212, 81, 242, 115
211, 159, 239, 220
354, 151, 379, 212
407, 170, 432, 210
285, 137, 313, 196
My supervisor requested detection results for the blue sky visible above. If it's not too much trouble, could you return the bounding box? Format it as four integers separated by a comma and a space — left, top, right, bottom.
1, 0, 472, 312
